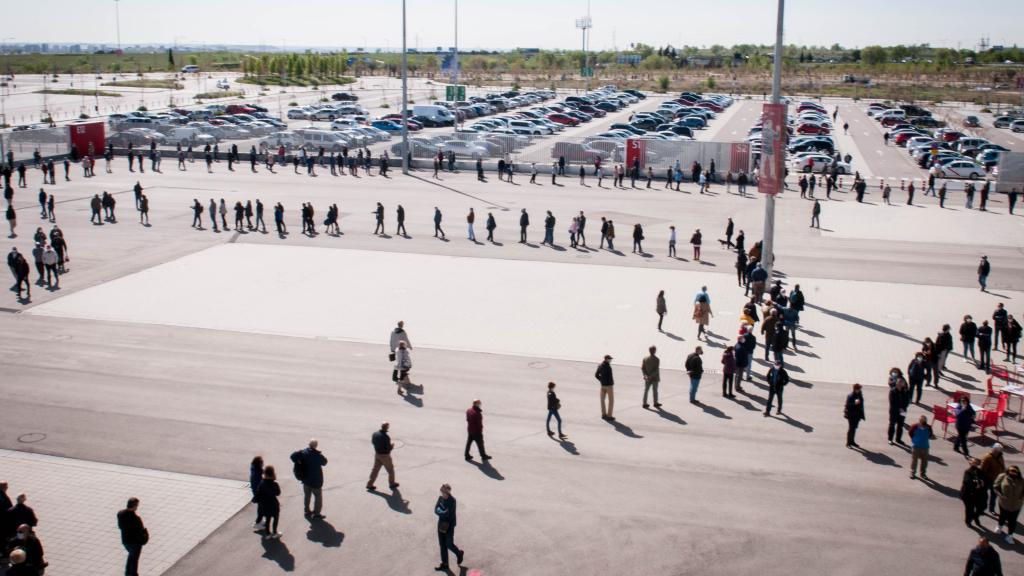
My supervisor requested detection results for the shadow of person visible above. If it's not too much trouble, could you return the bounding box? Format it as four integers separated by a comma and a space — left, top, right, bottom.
732, 397, 761, 412
553, 436, 579, 455
920, 477, 960, 499
664, 332, 684, 342
774, 412, 814, 433
368, 487, 412, 514
260, 536, 295, 571
697, 402, 732, 419
402, 393, 423, 408
654, 407, 687, 425
468, 459, 505, 480
855, 447, 900, 467
306, 517, 345, 547
607, 419, 644, 438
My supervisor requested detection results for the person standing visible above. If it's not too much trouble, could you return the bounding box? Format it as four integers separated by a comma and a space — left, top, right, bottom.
577, 211, 587, 247
764, 361, 789, 415
519, 209, 529, 243
605, 220, 615, 251
954, 396, 976, 457
485, 212, 496, 243
434, 484, 464, 571
993, 303, 1008, 352
656, 290, 667, 331
978, 256, 990, 292
631, 223, 644, 254
962, 458, 988, 529
962, 537, 1002, 575
721, 346, 736, 398
960, 315, 978, 364
845, 383, 865, 448
595, 354, 615, 420
543, 211, 555, 246
642, 346, 661, 409
977, 320, 993, 373
935, 324, 954, 381
685, 347, 704, 404
690, 228, 702, 261
1005, 315, 1021, 363
908, 415, 931, 480
253, 465, 281, 538
218, 199, 228, 231
466, 208, 475, 241
600, 217, 609, 249
811, 199, 821, 228
249, 455, 264, 522
42, 244, 59, 289
981, 444, 1006, 515
886, 373, 910, 445
546, 382, 565, 438
117, 498, 149, 576
994, 465, 1023, 544
907, 352, 927, 404
366, 422, 399, 491
464, 399, 490, 461
138, 194, 149, 225
668, 225, 677, 257
255, 199, 266, 233
291, 439, 327, 519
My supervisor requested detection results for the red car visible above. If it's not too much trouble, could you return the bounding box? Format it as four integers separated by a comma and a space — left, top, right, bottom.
697, 102, 724, 113
546, 113, 580, 127
893, 132, 920, 146
404, 120, 423, 131
796, 123, 830, 135
225, 104, 256, 114
940, 130, 965, 142
880, 116, 907, 127
797, 104, 826, 114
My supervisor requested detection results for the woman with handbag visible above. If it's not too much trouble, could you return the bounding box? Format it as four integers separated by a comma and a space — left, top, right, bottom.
393, 341, 412, 395
434, 484, 464, 571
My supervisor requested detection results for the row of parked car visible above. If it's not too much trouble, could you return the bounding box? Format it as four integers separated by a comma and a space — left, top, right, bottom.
107, 103, 291, 148
744, 100, 852, 175
991, 109, 1024, 132
868, 102, 1007, 179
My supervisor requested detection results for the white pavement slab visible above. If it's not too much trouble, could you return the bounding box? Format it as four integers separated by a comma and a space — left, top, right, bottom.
0, 449, 250, 576
26, 243, 1023, 386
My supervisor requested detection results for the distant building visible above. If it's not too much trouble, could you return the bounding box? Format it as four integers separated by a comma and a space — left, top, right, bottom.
617, 54, 642, 65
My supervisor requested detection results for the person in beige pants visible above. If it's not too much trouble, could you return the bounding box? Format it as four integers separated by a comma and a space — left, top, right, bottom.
366, 422, 399, 491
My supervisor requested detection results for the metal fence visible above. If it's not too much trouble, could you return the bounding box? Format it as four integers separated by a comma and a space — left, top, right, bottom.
1, 126, 68, 162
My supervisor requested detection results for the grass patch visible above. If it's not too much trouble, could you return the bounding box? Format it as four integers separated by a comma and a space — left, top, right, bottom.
236, 75, 355, 87
102, 79, 183, 90
194, 90, 245, 99
37, 88, 122, 97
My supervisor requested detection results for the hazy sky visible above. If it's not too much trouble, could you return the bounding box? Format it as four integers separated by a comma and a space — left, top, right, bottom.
7, 0, 1022, 51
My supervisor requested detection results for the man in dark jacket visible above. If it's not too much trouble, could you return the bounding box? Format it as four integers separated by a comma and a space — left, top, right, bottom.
960, 315, 978, 364
367, 422, 398, 491
596, 355, 615, 420
887, 375, 911, 445
8, 524, 46, 574
5, 548, 37, 576
934, 324, 954, 383
292, 439, 328, 519
518, 209, 529, 243
733, 337, 750, 394
992, 303, 1008, 352
845, 383, 865, 448
685, 347, 704, 403
117, 497, 148, 576
907, 353, 928, 404
977, 320, 993, 373
764, 361, 789, 416
977, 256, 990, 292
963, 537, 1002, 576
542, 211, 555, 246
465, 400, 490, 461
7, 494, 37, 530
434, 484, 464, 571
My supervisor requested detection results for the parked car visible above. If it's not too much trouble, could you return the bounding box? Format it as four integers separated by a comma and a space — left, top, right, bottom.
371, 120, 403, 132
287, 108, 309, 120
937, 159, 986, 179
963, 115, 981, 127
259, 132, 301, 150
993, 116, 1015, 128
440, 141, 490, 159
331, 92, 359, 101
550, 141, 610, 162
790, 154, 849, 174
1011, 119, 1024, 133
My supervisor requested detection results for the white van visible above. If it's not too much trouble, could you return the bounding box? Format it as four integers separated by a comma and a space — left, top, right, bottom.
181, 65, 200, 74
412, 105, 455, 126
294, 128, 351, 151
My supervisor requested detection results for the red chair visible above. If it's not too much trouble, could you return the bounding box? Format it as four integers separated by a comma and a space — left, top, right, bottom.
983, 393, 1009, 430
932, 404, 956, 438
976, 409, 999, 437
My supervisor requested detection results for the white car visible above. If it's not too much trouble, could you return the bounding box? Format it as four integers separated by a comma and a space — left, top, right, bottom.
790, 154, 850, 174
937, 160, 986, 179
1011, 120, 1024, 133
287, 108, 309, 120
330, 118, 360, 130
440, 141, 490, 159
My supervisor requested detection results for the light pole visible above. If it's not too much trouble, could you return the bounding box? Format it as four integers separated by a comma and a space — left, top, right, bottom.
114, 0, 122, 52
575, 10, 592, 93
761, 0, 785, 282
452, 0, 459, 133
401, 0, 409, 174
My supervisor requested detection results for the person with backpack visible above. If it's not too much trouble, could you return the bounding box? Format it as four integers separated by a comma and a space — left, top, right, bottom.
690, 229, 702, 261
117, 497, 149, 576
290, 439, 328, 519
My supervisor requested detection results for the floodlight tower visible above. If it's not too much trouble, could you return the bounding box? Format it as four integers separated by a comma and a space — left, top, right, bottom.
575, 6, 592, 92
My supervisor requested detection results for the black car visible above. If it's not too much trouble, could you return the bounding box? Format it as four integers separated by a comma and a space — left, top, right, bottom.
899, 104, 931, 118
911, 116, 945, 128
331, 92, 359, 102
656, 124, 694, 138
623, 89, 646, 100
788, 139, 834, 154
246, 103, 269, 113
410, 115, 448, 128
595, 102, 618, 113
629, 117, 661, 131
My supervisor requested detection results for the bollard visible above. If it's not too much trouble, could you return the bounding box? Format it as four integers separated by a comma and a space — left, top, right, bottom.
838, 177, 843, 189
900, 178, 905, 191
878, 178, 884, 191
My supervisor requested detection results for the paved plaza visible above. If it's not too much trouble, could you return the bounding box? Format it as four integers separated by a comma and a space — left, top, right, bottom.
1, 117, 1023, 575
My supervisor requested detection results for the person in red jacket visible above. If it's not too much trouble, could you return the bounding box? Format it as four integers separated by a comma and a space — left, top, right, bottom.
465, 399, 491, 461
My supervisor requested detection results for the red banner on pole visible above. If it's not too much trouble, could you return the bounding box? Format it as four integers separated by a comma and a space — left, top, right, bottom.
759, 103, 787, 195
625, 138, 646, 168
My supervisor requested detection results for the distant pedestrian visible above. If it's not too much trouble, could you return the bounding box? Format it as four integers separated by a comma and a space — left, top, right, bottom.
764, 361, 789, 415
117, 498, 149, 576
434, 484, 464, 571
596, 354, 615, 420
721, 346, 736, 398
692, 286, 712, 340
844, 383, 865, 448
433, 207, 445, 239
642, 345, 661, 409
366, 422, 399, 491
981, 444, 1006, 514
465, 399, 490, 461
811, 200, 821, 228
668, 225, 677, 257
656, 290, 667, 331
249, 455, 264, 500
632, 223, 644, 254
685, 347, 704, 403
519, 209, 529, 243
393, 341, 412, 394
466, 208, 475, 241
546, 382, 565, 438
908, 415, 931, 480
253, 466, 281, 538
290, 439, 327, 519
978, 256, 990, 292
690, 228, 702, 260
886, 372, 910, 444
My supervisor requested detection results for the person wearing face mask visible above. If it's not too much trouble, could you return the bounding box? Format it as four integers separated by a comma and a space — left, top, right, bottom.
7, 524, 46, 574
886, 369, 911, 445
993, 465, 1023, 544
906, 353, 927, 404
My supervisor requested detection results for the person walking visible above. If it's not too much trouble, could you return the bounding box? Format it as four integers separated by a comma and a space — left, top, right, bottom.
656, 290, 667, 331
685, 347, 704, 404
249, 456, 264, 526
12, 250, 30, 300
886, 372, 910, 445
464, 399, 490, 461
485, 212, 496, 243
373, 202, 385, 235
117, 498, 149, 576
721, 346, 736, 398
42, 244, 59, 289
811, 199, 821, 228
519, 209, 529, 243
605, 220, 616, 251
845, 383, 865, 448
981, 444, 1006, 515
366, 422, 399, 491
668, 225, 677, 257
393, 341, 412, 395
434, 484, 464, 571
642, 346, 661, 409
954, 396, 976, 457
632, 223, 644, 254
291, 439, 328, 519
962, 537, 1002, 576
978, 256, 990, 291
252, 466, 282, 538
764, 360, 789, 415
994, 465, 1023, 544
577, 210, 587, 247
692, 287, 712, 341
962, 458, 988, 529
546, 382, 565, 438
908, 414, 932, 480
595, 354, 615, 420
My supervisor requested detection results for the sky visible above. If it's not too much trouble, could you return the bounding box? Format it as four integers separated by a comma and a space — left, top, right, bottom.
6, 0, 1023, 52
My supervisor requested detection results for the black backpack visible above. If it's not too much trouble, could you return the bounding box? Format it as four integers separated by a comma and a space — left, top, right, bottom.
290, 450, 306, 481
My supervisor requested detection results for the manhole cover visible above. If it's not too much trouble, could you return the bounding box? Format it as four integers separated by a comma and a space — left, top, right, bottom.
528, 361, 548, 369
18, 433, 46, 443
